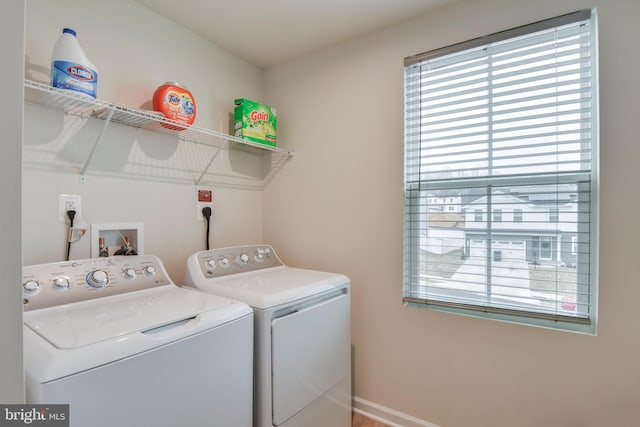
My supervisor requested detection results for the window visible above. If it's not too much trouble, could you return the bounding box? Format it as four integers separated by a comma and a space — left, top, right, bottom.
539, 237, 553, 260
403, 10, 598, 333
513, 208, 523, 222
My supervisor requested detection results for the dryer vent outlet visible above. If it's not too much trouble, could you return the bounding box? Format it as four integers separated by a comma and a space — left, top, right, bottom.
196, 188, 213, 221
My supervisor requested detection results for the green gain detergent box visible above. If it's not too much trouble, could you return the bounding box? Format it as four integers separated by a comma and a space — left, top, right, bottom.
233, 98, 277, 147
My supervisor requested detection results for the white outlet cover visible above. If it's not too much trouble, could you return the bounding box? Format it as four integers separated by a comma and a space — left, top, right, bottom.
58, 194, 82, 222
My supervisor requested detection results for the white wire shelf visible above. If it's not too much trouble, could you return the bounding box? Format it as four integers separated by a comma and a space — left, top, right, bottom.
23, 79, 294, 189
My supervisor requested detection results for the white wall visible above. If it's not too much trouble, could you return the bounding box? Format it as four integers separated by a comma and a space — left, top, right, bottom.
264, 0, 640, 426
23, 0, 266, 281
0, 0, 25, 403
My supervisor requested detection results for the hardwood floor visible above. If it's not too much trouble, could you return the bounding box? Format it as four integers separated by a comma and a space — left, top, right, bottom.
352, 411, 390, 427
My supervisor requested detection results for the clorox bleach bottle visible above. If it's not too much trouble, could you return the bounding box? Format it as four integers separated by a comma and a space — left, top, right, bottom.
51, 28, 98, 98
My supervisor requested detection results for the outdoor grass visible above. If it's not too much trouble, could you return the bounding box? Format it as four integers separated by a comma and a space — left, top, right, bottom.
421, 248, 577, 294
528, 265, 577, 294
421, 248, 465, 279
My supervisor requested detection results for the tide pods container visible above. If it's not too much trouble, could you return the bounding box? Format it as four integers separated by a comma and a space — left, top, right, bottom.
153, 82, 197, 130
233, 98, 277, 147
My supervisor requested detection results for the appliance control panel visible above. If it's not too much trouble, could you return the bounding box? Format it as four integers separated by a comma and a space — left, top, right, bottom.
22, 255, 173, 311
195, 245, 284, 279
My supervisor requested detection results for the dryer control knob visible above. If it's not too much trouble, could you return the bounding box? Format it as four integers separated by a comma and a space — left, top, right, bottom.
237, 253, 249, 265
205, 260, 216, 270
124, 268, 136, 279
219, 258, 230, 268
23, 280, 40, 294
87, 270, 109, 288
254, 253, 264, 262
143, 266, 156, 276
53, 277, 70, 290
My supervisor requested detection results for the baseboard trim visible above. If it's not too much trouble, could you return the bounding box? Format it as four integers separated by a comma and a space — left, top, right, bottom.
352, 396, 441, 427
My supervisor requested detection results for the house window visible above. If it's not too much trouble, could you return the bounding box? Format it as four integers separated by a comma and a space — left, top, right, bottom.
514, 209, 523, 223
539, 237, 553, 260
403, 9, 598, 333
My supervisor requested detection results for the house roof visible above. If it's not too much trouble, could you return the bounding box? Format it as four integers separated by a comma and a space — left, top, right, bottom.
464, 190, 576, 209
464, 190, 529, 208
428, 212, 465, 229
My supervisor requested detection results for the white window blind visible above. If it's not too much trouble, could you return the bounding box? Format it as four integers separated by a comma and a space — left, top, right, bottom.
403, 10, 598, 333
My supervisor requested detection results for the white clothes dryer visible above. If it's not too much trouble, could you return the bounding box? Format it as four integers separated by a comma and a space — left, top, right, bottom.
184, 245, 351, 427
23, 255, 253, 427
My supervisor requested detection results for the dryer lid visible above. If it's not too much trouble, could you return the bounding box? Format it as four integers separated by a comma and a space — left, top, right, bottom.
24, 286, 247, 349
190, 266, 350, 309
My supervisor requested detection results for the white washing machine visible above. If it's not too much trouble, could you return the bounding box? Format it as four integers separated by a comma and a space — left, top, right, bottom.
184, 245, 351, 427
23, 255, 253, 427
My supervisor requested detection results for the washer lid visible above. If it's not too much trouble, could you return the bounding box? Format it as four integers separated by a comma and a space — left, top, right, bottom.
191, 266, 350, 309
24, 286, 245, 349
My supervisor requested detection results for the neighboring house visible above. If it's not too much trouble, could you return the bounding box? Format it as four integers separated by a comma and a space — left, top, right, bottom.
462, 189, 579, 266
421, 212, 465, 255
426, 192, 462, 213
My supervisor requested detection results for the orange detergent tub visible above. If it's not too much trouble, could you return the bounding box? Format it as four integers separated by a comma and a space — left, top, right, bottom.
152, 82, 196, 130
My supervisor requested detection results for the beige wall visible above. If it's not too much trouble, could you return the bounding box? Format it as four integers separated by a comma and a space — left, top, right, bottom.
15, 0, 640, 424
264, 0, 640, 425
23, 0, 266, 281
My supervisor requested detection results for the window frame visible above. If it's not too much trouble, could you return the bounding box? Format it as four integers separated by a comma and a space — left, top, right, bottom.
402, 9, 599, 334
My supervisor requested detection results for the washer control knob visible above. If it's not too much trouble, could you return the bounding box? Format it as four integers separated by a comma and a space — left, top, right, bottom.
254, 253, 264, 263
205, 259, 217, 270
143, 266, 156, 276
237, 253, 249, 265
23, 280, 40, 294
219, 258, 230, 268
53, 277, 70, 290
87, 270, 109, 288
124, 268, 136, 279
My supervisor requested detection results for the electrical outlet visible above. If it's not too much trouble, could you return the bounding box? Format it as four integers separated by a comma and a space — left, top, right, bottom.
58, 194, 82, 222
196, 188, 213, 221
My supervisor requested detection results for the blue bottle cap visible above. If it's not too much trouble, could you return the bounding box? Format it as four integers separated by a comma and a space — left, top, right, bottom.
62, 28, 76, 37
